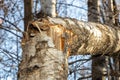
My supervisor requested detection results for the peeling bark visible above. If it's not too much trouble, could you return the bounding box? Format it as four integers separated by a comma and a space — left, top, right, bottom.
18, 33, 68, 80
19, 16, 120, 80
40, 17, 120, 56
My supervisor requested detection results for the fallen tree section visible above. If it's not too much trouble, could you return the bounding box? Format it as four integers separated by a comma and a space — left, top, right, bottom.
27, 17, 120, 56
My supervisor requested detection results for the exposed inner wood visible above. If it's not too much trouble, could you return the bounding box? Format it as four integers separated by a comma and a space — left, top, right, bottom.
23, 17, 120, 56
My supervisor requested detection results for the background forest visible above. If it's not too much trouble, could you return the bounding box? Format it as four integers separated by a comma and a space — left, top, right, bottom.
0, 0, 120, 80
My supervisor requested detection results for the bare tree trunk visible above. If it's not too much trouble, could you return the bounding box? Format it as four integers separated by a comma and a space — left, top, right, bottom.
24, 0, 33, 31
18, 33, 68, 80
18, 0, 68, 80
113, 0, 119, 26
18, 0, 120, 79
18, 15, 120, 79
88, 0, 100, 22
88, 0, 106, 80
39, 0, 57, 17
112, 1, 120, 79
92, 56, 106, 80
24, 17, 120, 57
102, 0, 120, 79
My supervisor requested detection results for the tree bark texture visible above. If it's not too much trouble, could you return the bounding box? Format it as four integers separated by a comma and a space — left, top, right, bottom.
18, 32, 68, 80
45, 17, 120, 56
88, 0, 100, 22
40, 0, 57, 17
24, 0, 33, 31
19, 17, 120, 80
88, 0, 106, 80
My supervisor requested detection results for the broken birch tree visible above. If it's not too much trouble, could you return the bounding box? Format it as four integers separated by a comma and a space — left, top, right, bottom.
18, 0, 120, 80
18, 16, 120, 80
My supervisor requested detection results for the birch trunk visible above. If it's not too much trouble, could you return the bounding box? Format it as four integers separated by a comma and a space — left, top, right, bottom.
19, 0, 68, 79
18, 16, 120, 79
18, 32, 68, 80
18, 0, 120, 79
26, 17, 120, 56
40, 0, 57, 17
52, 17, 120, 55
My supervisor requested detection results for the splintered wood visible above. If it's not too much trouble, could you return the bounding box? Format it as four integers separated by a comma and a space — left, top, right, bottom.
48, 25, 65, 51
47, 24, 77, 57
27, 18, 76, 57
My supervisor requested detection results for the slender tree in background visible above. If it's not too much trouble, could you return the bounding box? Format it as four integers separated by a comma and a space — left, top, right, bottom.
88, 0, 100, 22
100, 0, 120, 80
88, 0, 106, 80
24, 0, 33, 31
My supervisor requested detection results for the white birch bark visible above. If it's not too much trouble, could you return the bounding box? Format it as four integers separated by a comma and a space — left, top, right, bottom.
40, 0, 57, 17
18, 33, 68, 80
18, 16, 120, 80
40, 17, 120, 55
